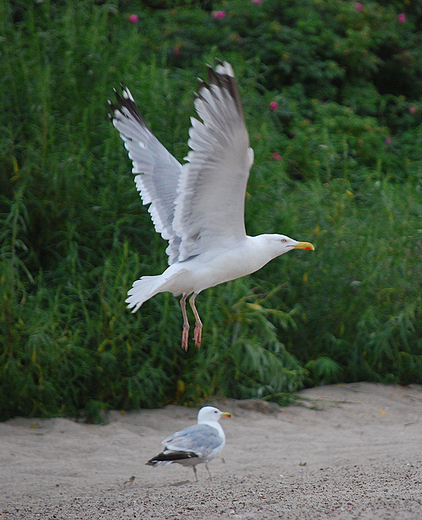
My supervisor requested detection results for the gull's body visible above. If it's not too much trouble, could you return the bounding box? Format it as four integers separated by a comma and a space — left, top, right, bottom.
146, 406, 231, 481
130, 234, 299, 303
109, 61, 314, 350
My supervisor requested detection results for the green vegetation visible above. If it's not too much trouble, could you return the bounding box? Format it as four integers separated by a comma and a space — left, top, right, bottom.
1, 0, 422, 420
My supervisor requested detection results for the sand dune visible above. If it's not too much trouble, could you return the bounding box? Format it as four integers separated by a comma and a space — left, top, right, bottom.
1, 382, 421, 519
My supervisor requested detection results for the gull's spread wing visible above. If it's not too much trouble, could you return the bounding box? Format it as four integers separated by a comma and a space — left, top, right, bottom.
174, 61, 254, 261
110, 61, 254, 264
109, 87, 182, 265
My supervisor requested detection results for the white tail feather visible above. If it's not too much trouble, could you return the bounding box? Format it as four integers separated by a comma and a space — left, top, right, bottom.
125, 276, 161, 312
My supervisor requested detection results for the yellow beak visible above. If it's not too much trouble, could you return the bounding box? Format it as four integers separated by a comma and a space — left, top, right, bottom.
221, 412, 231, 418
294, 241, 315, 251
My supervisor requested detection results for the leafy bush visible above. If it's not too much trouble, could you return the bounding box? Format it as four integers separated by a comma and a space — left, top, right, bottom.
1, 0, 422, 420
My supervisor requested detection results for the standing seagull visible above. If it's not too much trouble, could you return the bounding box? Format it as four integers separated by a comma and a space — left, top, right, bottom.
146, 406, 231, 481
109, 60, 314, 350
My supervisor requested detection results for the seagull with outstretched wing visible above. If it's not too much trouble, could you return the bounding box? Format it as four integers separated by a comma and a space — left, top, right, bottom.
109, 61, 314, 350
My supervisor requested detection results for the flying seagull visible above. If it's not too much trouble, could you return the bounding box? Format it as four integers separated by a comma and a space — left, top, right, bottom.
109, 60, 315, 350
146, 406, 231, 481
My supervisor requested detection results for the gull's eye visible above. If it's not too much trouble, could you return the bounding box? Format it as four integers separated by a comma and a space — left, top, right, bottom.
280, 238, 287, 243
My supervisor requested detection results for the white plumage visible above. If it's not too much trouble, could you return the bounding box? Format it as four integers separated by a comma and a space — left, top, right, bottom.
109, 60, 314, 350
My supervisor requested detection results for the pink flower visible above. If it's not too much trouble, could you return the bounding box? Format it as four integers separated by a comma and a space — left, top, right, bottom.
213, 11, 226, 19
173, 47, 181, 56
385, 137, 392, 146
398, 13, 406, 23
128, 14, 139, 23
272, 153, 283, 161
409, 105, 416, 114
355, 2, 363, 12
269, 101, 278, 111
252, 0, 262, 4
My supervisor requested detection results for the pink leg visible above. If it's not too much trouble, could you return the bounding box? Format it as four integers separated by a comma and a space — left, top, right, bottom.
180, 293, 190, 351
192, 465, 198, 482
189, 292, 202, 349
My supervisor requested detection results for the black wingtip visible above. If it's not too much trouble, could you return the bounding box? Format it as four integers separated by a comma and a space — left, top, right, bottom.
147, 451, 198, 465
199, 60, 244, 120
196, 77, 208, 93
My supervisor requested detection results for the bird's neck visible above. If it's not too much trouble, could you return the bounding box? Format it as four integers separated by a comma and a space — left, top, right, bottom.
202, 421, 225, 440
246, 234, 281, 264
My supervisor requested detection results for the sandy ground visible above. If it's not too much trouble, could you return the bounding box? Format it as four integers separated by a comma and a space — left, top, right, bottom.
1, 382, 421, 519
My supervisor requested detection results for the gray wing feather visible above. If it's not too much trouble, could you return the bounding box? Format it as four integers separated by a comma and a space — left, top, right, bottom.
173, 61, 254, 261
110, 61, 253, 264
109, 87, 182, 265
162, 424, 222, 458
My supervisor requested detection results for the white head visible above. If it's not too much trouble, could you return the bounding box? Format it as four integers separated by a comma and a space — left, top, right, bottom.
197, 406, 231, 425
262, 234, 315, 259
